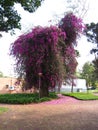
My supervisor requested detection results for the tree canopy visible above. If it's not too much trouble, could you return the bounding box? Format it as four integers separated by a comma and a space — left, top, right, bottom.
0, 0, 43, 33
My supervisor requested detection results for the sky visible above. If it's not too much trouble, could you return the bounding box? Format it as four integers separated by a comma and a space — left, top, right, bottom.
0, 0, 98, 76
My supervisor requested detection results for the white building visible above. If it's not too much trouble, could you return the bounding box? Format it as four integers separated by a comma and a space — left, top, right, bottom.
55, 79, 87, 93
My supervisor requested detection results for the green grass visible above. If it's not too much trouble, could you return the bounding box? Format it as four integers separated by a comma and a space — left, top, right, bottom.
62, 92, 98, 100
0, 107, 9, 114
0, 92, 58, 104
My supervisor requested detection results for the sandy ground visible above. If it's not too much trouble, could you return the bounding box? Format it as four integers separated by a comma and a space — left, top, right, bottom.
0, 95, 98, 130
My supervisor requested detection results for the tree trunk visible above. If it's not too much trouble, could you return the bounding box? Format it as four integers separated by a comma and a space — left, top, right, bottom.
71, 78, 74, 93
39, 82, 49, 98
71, 85, 73, 93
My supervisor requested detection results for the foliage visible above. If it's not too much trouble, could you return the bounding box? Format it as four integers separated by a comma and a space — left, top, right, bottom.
63, 92, 98, 100
0, 107, 8, 114
0, 0, 43, 33
85, 23, 98, 44
0, 92, 57, 104
10, 13, 85, 97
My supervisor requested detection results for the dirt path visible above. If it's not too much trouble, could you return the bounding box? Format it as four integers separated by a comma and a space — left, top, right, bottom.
0, 95, 98, 130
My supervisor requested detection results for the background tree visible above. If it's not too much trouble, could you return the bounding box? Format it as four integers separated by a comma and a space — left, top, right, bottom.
80, 62, 95, 88
0, 0, 44, 34
10, 13, 85, 97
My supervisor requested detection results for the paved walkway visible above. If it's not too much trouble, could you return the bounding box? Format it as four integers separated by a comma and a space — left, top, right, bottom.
0, 95, 98, 130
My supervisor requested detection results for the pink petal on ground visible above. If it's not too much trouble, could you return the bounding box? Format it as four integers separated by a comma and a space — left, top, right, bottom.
41, 94, 79, 105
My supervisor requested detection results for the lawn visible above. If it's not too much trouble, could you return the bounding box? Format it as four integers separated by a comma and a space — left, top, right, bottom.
88, 89, 98, 93
62, 92, 98, 100
0, 107, 9, 114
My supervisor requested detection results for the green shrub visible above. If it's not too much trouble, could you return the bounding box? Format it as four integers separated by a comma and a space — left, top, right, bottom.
39, 97, 51, 102
62, 92, 98, 100
0, 92, 57, 104
49, 92, 58, 99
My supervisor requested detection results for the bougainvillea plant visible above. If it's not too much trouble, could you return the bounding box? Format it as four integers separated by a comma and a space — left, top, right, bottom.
10, 13, 85, 97
59, 13, 85, 45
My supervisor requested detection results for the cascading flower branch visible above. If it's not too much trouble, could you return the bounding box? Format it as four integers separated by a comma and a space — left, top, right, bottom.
64, 45, 78, 79
59, 12, 85, 45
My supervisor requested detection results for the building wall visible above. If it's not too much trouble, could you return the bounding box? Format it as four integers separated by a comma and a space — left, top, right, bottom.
0, 77, 17, 90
